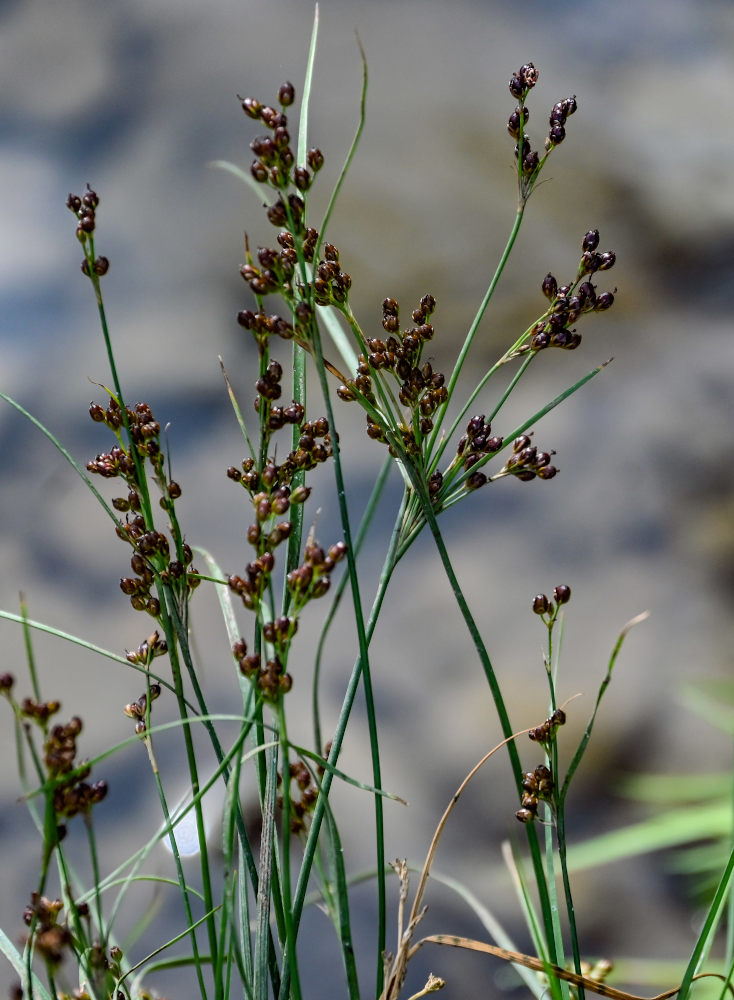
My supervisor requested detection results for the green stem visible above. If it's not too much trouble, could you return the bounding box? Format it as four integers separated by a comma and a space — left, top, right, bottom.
84, 816, 105, 948
413, 478, 558, 964
426, 205, 525, 465
283, 496, 405, 999
308, 315, 386, 996
556, 808, 583, 1000
255, 743, 279, 1000
312, 453, 393, 753
277, 704, 303, 1000
285, 342, 307, 581
156, 598, 218, 996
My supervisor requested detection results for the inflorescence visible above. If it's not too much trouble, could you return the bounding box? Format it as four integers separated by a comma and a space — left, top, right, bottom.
86, 396, 200, 616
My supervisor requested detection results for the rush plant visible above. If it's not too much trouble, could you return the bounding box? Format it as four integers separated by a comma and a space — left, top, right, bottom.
2, 12, 732, 1000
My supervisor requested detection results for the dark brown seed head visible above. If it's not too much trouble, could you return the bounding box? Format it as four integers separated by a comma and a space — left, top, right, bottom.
532, 594, 550, 615
582, 229, 600, 252
278, 81, 295, 107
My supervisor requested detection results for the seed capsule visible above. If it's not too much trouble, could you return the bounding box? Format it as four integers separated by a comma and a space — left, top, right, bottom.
278, 81, 295, 106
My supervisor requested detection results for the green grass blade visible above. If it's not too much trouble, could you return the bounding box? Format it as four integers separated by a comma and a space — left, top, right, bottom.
316, 30, 367, 253
426, 205, 525, 461
220, 358, 257, 459
0, 390, 119, 525
677, 843, 734, 1000
318, 300, 359, 374
567, 803, 731, 872
285, 740, 405, 804
0, 609, 189, 704
297, 3, 320, 165
560, 611, 649, 802
502, 841, 563, 1000
322, 801, 361, 1000
0, 929, 52, 1000
255, 744, 279, 1000
208, 159, 271, 202
502, 359, 612, 455
313, 453, 393, 751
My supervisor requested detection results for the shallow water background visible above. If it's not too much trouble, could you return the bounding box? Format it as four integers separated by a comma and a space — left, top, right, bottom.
2, 0, 734, 997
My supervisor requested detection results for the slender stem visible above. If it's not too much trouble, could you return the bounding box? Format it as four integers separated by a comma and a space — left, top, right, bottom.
149, 751, 209, 1000
284, 497, 406, 997
313, 453, 393, 753
255, 743, 279, 1000
426, 205, 525, 465
556, 808, 583, 1000
413, 479, 558, 964
84, 817, 105, 947
156, 597, 219, 994
285, 342, 307, 581
277, 703, 303, 1000
431, 353, 534, 479
308, 315, 386, 996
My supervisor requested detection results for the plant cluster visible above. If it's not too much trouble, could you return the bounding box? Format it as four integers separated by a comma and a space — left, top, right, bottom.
1, 26, 731, 1000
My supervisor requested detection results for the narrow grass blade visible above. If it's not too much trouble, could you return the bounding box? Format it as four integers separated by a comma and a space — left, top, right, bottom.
122, 908, 221, 995
322, 802, 361, 1000
313, 452, 393, 751
502, 841, 563, 1000
677, 844, 734, 1000
319, 302, 358, 374
208, 160, 271, 202
561, 611, 649, 802
0, 610, 186, 702
503, 359, 613, 452
288, 740, 405, 804
255, 744, 279, 1000
0, 929, 52, 1000
297, 4, 320, 165
316, 30, 367, 251
568, 803, 731, 872
195, 547, 240, 646
0, 390, 118, 525
220, 357, 257, 458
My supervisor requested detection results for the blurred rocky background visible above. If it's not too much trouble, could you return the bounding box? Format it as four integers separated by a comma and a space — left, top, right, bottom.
1, 0, 734, 997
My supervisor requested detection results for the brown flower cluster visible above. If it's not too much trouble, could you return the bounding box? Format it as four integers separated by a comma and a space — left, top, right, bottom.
235, 81, 354, 357
87, 398, 200, 615
528, 707, 566, 747
232, 635, 293, 700
516, 763, 554, 824
311, 243, 352, 307
8, 691, 108, 828
527, 229, 616, 354
241, 81, 323, 226
507, 62, 577, 185
229, 536, 347, 702
123, 683, 162, 735
339, 294, 446, 454
125, 629, 168, 666
286, 539, 348, 605
66, 184, 109, 277
23, 894, 72, 968
43, 715, 108, 820
532, 583, 572, 619
499, 433, 557, 483
278, 756, 322, 835
456, 415, 504, 491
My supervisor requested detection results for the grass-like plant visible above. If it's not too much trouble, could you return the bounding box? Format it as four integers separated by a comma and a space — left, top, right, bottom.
2, 11, 733, 1000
